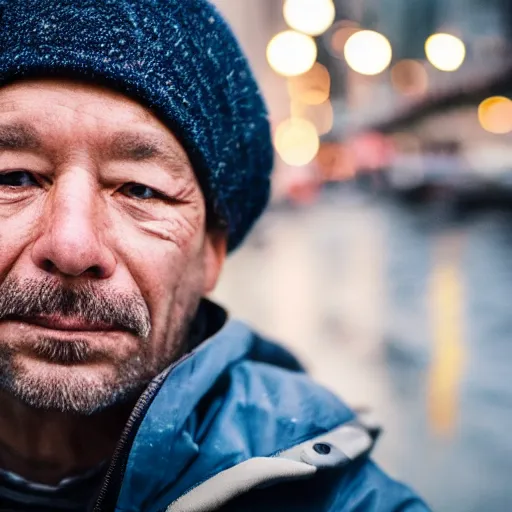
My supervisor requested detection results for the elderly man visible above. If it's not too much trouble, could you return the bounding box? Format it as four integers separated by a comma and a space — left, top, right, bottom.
0, 1, 428, 511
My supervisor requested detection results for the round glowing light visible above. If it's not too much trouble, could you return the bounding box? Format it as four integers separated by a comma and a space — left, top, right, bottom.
478, 96, 512, 134
391, 60, 429, 96
283, 0, 336, 37
329, 20, 360, 59
267, 30, 317, 77
274, 118, 320, 166
425, 33, 466, 72
344, 30, 392, 76
287, 63, 331, 105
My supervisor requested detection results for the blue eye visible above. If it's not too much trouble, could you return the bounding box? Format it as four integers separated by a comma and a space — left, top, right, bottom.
122, 183, 159, 200
0, 171, 38, 187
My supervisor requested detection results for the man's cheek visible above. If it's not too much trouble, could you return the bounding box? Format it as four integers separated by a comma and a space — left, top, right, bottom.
137, 211, 202, 249
0, 220, 37, 270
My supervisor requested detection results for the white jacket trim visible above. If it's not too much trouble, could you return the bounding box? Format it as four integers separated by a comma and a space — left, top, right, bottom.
167, 421, 374, 512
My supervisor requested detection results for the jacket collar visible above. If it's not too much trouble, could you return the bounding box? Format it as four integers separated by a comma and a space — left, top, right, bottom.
107, 300, 354, 511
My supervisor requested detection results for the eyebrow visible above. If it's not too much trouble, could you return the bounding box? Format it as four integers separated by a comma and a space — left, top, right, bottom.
0, 123, 190, 174
107, 131, 189, 173
0, 122, 42, 151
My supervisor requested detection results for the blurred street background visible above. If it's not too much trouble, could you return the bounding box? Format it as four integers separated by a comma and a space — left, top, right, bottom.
210, 1, 512, 511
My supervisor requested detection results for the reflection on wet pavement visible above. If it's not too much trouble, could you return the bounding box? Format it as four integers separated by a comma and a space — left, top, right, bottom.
212, 187, 512, 512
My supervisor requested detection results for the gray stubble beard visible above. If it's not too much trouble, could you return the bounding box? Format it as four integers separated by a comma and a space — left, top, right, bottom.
0, 276, 201, 415
0, 338, 154, 415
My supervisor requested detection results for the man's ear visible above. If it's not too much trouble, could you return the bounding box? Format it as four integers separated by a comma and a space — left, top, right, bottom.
202, 230, 228, 294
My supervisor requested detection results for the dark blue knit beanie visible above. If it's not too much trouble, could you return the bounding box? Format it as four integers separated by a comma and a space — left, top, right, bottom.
0, 0, 273, 251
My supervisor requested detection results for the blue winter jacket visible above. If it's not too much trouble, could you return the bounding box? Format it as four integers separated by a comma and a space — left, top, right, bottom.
91, 301, 430, 512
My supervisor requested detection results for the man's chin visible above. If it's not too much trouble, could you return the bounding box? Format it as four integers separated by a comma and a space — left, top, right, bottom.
0, 356, 147, 415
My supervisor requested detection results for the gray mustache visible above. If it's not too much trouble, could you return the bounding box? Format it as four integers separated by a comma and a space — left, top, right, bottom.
0, 277, 151, 338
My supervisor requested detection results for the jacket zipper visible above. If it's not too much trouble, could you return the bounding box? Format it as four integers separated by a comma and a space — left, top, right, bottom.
92, 353, 194, 512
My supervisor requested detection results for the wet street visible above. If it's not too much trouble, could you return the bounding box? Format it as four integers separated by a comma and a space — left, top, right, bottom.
212, 187, 512, 512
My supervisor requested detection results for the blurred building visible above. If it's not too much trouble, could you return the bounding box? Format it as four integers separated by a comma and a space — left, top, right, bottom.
215, 0, 512, 195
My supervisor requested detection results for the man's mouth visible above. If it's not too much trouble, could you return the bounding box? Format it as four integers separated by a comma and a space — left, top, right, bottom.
3, 314, 118, 332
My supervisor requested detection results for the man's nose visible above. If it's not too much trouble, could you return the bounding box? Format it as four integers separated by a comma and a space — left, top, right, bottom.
31, 171, 116, 279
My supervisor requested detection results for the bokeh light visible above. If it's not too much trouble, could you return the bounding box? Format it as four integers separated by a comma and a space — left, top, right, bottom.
274, 118, 320, 166
287, 63, 331, 105
283, 0, 336, 37
311, 99, 334, 136
291, 99, 334, 136
344, 30, 393, 76
425, 33, 466, 72
391, 60, 429, 97
329, 20, 360, 59
478, 96, 512, 134
267, 30, 317, 77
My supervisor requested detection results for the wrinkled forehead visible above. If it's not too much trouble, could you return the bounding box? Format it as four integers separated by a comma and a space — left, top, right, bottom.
0, 78, 193, 168
0, 78, 164, 126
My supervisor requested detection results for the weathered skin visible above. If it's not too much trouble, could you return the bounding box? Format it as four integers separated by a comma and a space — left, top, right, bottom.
0, 78, 226, 484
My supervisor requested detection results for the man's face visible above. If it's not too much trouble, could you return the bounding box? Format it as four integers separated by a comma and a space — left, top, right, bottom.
0, 79, 226, 414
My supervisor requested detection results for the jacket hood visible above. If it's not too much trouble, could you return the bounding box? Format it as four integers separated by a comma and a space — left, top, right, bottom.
113, 302, 355, 511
